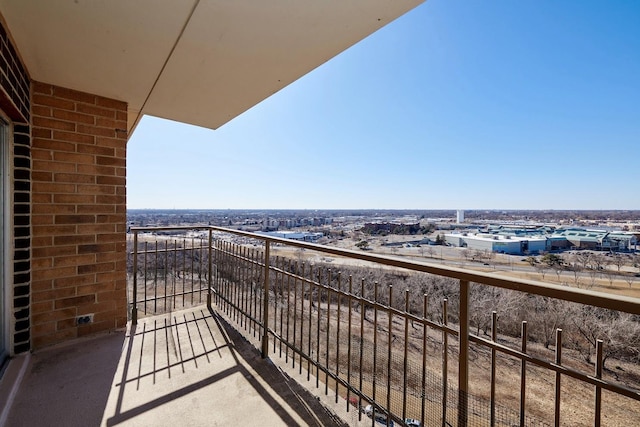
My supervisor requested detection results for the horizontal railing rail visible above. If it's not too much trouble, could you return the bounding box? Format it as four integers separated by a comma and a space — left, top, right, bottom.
128, 226, 640, 427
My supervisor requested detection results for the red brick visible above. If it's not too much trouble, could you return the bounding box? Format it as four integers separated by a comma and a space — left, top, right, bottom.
32, 93, 74, 110
32, 321, 56, 337
32, 82, 53, 95
77, 124, 116, 137
33, 139, 75, 152
78, 223, 115, 234
80, 300, 116, 315
54, 275, 97, 289
34, 182, 76, 194
53, 151, 94, 164
31, 280, 54, 293
77, 144, 114, 156
53, 86, 96, 104
32, 245, 76, 258
53, 194, 95, 204
55, 214, 96, 224
96, 195, 125, 205
77, 164, 114, 176
53, 109, 95, 125
53, 173, 95, 184
95, 136, 126, 149
32, 287, 76, 302
32, 193, 53, 204
96, 271, 124, 283
31, 214, 54, 226
32, 236, 54, 248
77, 205, 116, 215
53, 234, 96, 246
53, 254, 96, 268
54, 294, 96, 310
32, 128, 52, 139
32, 160, 76, 173
76, 283, 113, 296
79, 243, 115, 254
96, 156, 127, 167
33, 116, 76, 131
33, 205, 75, 216
56, 317, 79, 330
52, 130, 95, 144
33, 265, 77, 281
95, 97, 126, 110
96, 176, 125, 186
33, 105, 51, 117
76, 103, 115, 118
77, 184, 114, 195
32, 171, 53, 182
31, 150, 53, 161
31, 255, 53, 269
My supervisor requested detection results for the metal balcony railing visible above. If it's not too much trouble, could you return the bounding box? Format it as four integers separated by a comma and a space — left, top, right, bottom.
128, 226, 640, 427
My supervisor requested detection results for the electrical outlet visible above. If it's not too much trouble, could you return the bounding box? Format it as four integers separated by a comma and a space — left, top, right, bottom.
77, 314, 94, 325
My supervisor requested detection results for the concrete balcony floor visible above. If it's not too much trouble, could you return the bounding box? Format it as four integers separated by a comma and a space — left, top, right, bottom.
2, 307, 359, 426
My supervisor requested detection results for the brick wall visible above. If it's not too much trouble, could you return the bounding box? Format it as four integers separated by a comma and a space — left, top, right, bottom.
1, 18, 31, 354
31, 82, 128, 348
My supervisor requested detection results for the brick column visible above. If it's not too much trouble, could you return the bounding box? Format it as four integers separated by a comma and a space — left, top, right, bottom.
31, 82, 128, 348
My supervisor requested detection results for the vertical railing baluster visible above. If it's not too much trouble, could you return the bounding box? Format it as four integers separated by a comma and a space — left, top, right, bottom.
240, 246, 246, 329
292, 261, 299, 369
373, 282, 379, 416
336, 271, 342, 403
172, 240, 177, 310
286, 259, 292, 363
458, 280, 469, 427
261, 240, 270, 359
190, 237, 194, 305
386, 285, 393, 427
132, 230, 138, 324
154, 241, 158, 314
280, 257, 285, 358
554, 328, 563, 427
316, 268, 322, 388
143, 241, 148, 315
298, 263, 304, 375
359, 278, 365, 422
346, 275, 353, 413
491, 310, 497, 426
520, 321, 527, 427
403, 289, 409, 421
442, 298, 448, 427
421, 294, 428, 427
595, 339, 603, 427
308, 264, 313, 380
182, 238, 186, 307
253, 247, 259, 338
164, 240, 169, 312
207, 230, 212, 308
325, 270, 332, 395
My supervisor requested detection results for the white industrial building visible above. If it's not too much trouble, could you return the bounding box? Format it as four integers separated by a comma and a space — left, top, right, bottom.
444, 233, 547, 255
257, 231, 324, 242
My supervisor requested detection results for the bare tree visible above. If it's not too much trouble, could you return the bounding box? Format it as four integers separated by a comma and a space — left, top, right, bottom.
612, 253, 626, 272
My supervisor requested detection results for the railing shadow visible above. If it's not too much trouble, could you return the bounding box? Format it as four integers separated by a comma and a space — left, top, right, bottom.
104, 306, 347, 426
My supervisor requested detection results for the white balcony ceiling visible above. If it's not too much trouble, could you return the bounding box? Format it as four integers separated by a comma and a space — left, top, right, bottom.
0, 0, 422, 134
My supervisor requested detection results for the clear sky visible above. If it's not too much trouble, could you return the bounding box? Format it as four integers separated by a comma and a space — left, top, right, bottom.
128, 0, 640, 210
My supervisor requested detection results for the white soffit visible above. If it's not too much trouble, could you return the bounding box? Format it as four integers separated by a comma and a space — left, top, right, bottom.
0, 0, 423, 134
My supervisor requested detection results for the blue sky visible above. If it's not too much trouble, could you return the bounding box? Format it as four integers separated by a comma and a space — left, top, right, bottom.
128, 1, 640, 210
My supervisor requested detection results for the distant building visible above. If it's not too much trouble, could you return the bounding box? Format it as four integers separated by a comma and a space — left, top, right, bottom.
457, 210, 465, 224
256, 231, 323, 242
445, 233, 547, 255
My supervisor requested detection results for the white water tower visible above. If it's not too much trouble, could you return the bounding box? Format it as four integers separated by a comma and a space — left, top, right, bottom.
456, 210, 464, 224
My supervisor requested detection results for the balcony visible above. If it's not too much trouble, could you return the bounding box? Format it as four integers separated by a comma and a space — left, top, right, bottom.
3, 226, 639, 426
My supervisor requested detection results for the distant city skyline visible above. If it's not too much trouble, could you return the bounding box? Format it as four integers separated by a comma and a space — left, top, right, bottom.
128, 1, 640, 210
